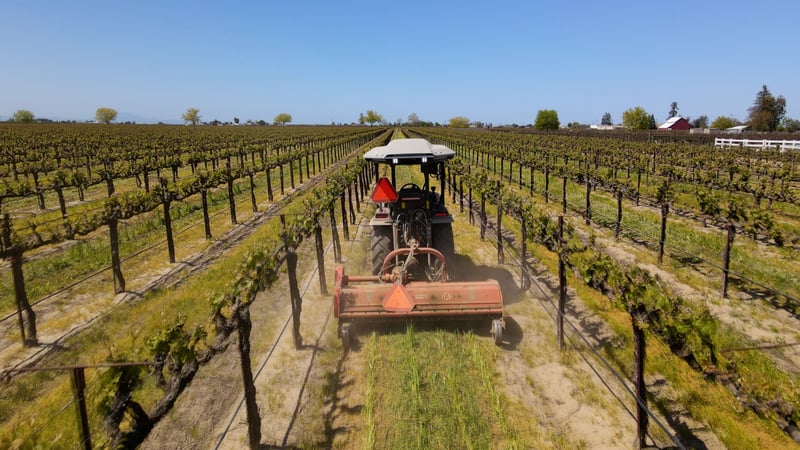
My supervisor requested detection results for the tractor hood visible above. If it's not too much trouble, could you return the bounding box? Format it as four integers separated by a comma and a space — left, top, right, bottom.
363, 138, 455, 164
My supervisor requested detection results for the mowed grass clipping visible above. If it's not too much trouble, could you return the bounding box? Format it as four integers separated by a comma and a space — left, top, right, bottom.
361, 326, 524, 450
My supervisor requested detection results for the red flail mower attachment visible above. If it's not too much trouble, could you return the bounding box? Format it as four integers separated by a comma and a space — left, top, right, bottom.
333, 246, 504, 351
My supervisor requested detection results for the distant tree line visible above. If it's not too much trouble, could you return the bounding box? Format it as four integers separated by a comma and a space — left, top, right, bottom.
5, 84, 795, 131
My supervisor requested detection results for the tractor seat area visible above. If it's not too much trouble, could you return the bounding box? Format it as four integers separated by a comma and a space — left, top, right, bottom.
397, 185, 428, 209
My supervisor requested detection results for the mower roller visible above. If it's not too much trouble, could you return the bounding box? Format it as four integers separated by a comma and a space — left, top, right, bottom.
333, 138, 504, 350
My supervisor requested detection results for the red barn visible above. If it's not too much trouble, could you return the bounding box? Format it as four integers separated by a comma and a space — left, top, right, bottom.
658, 116, 692, 131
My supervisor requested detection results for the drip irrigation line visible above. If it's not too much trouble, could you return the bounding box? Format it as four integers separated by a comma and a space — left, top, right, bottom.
530, 285, 640, 424
553, 268, 686, 448
722, 341, 800, 354
1, 263, 107, 324
213, 313, 292, 448
9, 203, 108, 229
19, 395, 78, 448
280, 280, 335, 447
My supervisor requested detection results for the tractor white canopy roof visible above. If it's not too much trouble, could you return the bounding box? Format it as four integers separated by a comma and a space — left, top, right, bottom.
363, 138, 455, 164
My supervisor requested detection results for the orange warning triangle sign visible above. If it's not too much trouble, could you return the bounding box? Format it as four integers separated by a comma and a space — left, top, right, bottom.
382, 283, 415, 312
371, 177, 399, 203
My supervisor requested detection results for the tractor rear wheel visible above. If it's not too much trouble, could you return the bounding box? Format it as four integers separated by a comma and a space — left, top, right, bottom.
371, 226, 393, 275
431, 223, 455, 280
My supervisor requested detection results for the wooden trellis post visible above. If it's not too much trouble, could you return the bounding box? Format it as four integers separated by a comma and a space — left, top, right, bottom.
496, 198, 504, 265
329, 206, 342, 263
248, 173, 257, 213
314, 220, 328, 295
279, 164, 285, 195
201, 189, 212, 239
615, 187, 623, 241
558, 215, 566, 350
480, 193, 487, 239
72, 367, 91, 450
459, 175, 464, 213
266, 166, 274, 202
286, 244, 303, 348
340, 193, 350, 241
632, 308, 648, 449
161, 178, 175, 263
519, 206, 529, 289
721, 222, 735, 298
226, 170, 237, 225
289, 159, 296, 189
108, 217, 126, 293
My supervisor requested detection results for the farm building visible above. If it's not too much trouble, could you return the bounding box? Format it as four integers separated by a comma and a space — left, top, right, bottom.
726, 125, 749, 133
590, 124, 626, 131
658, 116, 692, 131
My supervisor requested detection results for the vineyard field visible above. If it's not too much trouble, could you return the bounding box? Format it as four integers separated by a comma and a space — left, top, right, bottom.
1, 125, 799, 449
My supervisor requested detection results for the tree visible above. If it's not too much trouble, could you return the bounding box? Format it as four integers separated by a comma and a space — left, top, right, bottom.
407, 112, 420, 125
648, 114, 657, 130
274, 113, 292, 126
711, 116, 738, 130
622, 107, 651, 130
233, 117, 239, 125
448, 116, 470, 128
747, 85, 786, 132
601, 112, 613, 126
95, 107, 118, 124
182, 108, 201, 125
668, 101, 679, 119
782, 117, 800, 132
534, 109, 560, 130
13, 110, 35, 123
692, 115, 709, 129
363, 110, 383, 126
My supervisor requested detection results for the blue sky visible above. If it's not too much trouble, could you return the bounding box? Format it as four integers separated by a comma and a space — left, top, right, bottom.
2, 1, 798, 125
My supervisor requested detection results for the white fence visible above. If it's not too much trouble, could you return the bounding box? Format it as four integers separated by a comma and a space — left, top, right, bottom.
715, 138, 800, 151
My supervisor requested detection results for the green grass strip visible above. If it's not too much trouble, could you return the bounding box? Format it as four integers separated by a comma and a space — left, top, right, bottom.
364, 325, 524, 449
